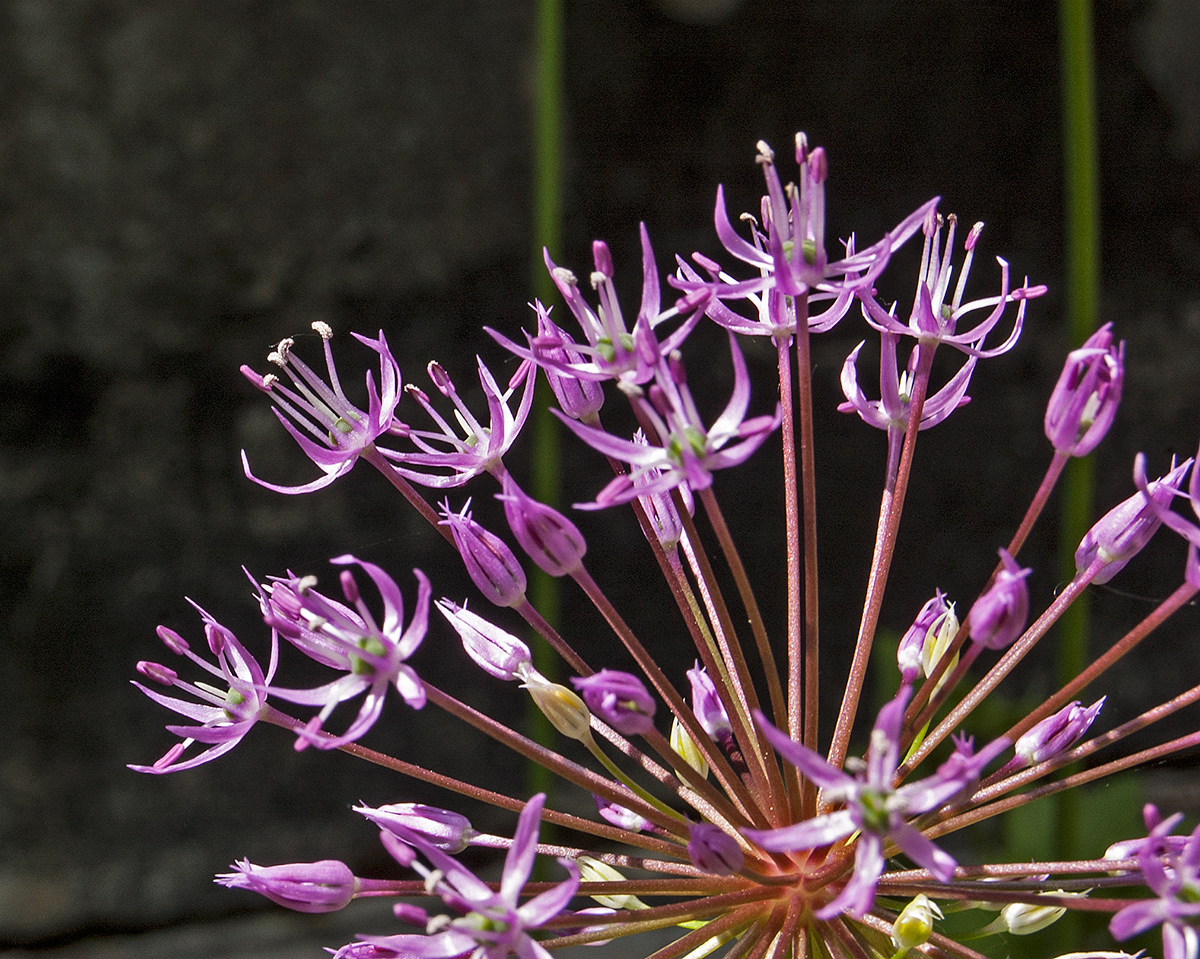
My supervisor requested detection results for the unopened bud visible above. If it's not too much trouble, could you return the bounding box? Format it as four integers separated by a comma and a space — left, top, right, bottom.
499, 474, 587, 577
571, 670, 656, 736
355, 802, 477, 853
671, 716, 708, 778
577, 857, 647, 910
436, 599, 532, 681
215, 859, 357, 914
967, 549, 1031, 650
1045, 323, 1124, 457
891, 894, 942, 952
524, 672, 592, 741
1077, 455, 1191, 584
687, 823, 744, 875
439, 500, 527, 607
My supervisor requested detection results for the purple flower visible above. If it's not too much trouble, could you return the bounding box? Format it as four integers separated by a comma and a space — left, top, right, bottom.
743, 692, 1008, 919
1132, 442, 1200, 588
1045, 323, 1125, 456
343, 794, 578, 959
355, 802, 478, 854
674, 137, 934, 321
1110, 805, 1200, 959
686, 663, 732, 741
382, 356, 536, 488
838, 332, 976, 437
1011, 698, 1105, 768
497, 473, 588, 576
241, 323, 401, 494
129, 607, 275, 773
688, 822, 744, 876
571, 670, 657, 736
435, 598, 533, 681
1077, 455, 1193, 584
495, 224, 699, 388
558, 334, 780, 508
438, 499, 527, 607
966, 549, 1032, 650
262, 557, 431, 749
859, 211, 1046, 358
216, 859, 357, 913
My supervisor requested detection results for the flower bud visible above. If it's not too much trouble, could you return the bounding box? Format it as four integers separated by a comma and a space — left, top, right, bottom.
499, 474, 587, 577
632, 431, 690, 550
577, 857, 648, 910
897, 591, 959, 684
355, 802, 477, 853
534, 305, 604, 422
1045, 323, 1124, 457
215, 858, 357, 913
438, 500, 527, 607
999, 897, 1070, 935
967, 549, 1031, 650
436, 600, 533, 681
523, 672, 593, 741
594, 796, 652, 833
1076, 456, 1191, 584
686, 663, 732, 741
891, 894, 942, 952
670, 716, 708, 778
687, 823, 744, 875
1013, 698, 1104, 767
156, 625, 190, 655
571, 670, 656, 736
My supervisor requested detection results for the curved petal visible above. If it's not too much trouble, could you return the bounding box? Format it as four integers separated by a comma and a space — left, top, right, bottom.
501, 794, 546, 902
743, 809, 856, 853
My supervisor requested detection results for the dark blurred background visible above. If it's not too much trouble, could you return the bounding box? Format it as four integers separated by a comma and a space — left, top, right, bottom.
2, 0, 1199, 955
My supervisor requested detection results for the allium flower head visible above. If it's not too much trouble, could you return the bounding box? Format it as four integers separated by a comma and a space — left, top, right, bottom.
138, 128, 1200, 959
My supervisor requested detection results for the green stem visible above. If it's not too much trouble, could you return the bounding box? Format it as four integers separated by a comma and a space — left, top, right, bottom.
1058, 0, 1101, 874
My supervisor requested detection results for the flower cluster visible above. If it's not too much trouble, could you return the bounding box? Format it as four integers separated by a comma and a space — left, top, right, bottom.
133, 132, 1200, 959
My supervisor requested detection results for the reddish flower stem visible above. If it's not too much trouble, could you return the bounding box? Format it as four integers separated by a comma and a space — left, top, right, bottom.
257, 704, 683, 858
826, 343, 936, 781
1003, 579, 1198, 743
1005, 448, 1071, 560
